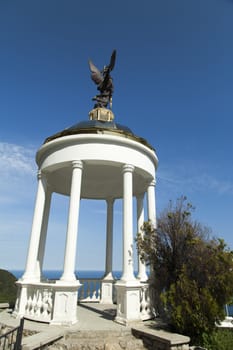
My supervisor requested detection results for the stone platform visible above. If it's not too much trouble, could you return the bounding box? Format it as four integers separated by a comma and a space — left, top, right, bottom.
0, 304, 190, 350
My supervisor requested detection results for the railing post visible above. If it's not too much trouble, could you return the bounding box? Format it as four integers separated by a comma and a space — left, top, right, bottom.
0, 318, 24, 350
14, 318, 24, 350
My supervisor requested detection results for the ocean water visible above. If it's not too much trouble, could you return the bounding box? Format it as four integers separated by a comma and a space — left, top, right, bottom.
10, 270, 122, 301
10, 270, 121, 280
226, 304, 233, 317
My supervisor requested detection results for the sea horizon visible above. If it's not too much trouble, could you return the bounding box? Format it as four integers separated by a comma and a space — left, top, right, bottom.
8, 269, 233, 317
10, 269, 122, 280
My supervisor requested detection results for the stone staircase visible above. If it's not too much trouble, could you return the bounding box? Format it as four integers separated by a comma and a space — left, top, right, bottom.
21, 329, 64, 350
47, 329, 146, 350
45, 327, 191, 350
1, 307, 191, 350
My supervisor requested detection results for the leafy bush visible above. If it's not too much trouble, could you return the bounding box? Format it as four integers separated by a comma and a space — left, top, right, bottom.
0, 269, 17, 308
137, 197, 233, 342
201, 329, 233, 350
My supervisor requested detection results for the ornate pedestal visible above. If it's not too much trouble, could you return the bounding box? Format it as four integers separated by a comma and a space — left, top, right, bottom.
89, 107, 114, 122
114, 280, 142, 325
14, 280, 81, 325
100, 275, 115, 304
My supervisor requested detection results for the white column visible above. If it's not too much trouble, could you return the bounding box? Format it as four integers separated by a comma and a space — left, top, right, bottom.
147, 179, 156, 279
147, 179, 156, 227
61, 161, 83, 282
137, 193, 148, 282
104, 198, 114, 279
22, 170, 47, 281
36, 189, 52, 279
121, 164, 136, 282
101, 198, 115, 304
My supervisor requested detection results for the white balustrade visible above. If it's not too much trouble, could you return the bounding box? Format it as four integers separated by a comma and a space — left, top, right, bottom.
78, 279, 101, 302
17, 278, 152, 322
78, 279, 152, 320
139, 283, 153, 320
24, 285, 54, 322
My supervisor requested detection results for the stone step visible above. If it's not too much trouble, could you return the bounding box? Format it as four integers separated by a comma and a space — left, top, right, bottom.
48, 329, 146, 350
132, 326, 190, 350
63, 329, 132, 339
0, 303, 10, 309
22, 330, 64, 350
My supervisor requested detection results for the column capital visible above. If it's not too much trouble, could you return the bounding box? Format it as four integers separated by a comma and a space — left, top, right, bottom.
37, 170, 50, 191
106, 197, 115, 205
148, 179, 156, 187
136, 192, 145, 201
37, 170, 42, 180
72, 160, 83, 170
122, 164, 134, 174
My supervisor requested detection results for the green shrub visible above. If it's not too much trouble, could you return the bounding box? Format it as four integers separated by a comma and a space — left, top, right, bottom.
201, 329, 233, 350
0, 269, 17, 308
137, 197, 233, 341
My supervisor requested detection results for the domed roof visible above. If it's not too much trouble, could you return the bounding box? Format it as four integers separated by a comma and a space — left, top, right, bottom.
44, 120, 154, 150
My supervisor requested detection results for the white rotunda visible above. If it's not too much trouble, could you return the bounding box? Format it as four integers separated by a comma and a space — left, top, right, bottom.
14, 108, 158, 325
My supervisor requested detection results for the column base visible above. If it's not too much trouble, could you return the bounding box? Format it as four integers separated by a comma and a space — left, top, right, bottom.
51, 286, 79, 325
100, 275, 115, 304
59, 272, 77, 283
114, 280, 142, 325
20, 272, 41, 283
137, 272, 148, 283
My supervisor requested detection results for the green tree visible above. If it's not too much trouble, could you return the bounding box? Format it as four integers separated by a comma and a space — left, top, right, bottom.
137, 197, 233, 342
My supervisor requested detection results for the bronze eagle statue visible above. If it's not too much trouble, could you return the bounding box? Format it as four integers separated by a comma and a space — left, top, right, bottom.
88, 50, 116, 109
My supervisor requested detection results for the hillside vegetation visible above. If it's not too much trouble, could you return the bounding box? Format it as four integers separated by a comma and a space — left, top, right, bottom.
0, 269, 17, 308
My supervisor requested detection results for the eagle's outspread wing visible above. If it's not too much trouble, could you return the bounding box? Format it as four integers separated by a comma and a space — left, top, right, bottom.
88, 59, 103, 85
109, 49, 116, 72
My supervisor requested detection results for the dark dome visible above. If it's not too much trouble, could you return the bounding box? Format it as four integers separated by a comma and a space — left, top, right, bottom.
44, 120, 154, 150
69, 120, 133, 134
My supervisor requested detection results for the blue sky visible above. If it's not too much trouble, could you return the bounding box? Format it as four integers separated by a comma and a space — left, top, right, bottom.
0, 0, 233, 273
